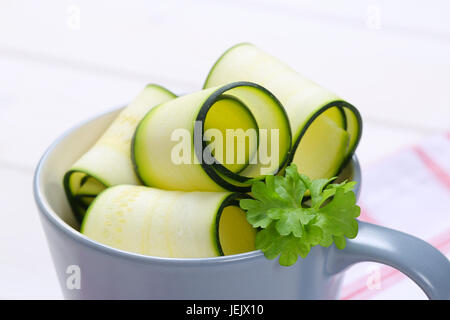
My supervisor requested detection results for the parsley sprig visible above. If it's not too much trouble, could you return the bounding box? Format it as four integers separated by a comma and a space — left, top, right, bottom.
240, 164, 360, 266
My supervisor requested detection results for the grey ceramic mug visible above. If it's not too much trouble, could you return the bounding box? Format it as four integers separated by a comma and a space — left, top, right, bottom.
33, 108, 450, 300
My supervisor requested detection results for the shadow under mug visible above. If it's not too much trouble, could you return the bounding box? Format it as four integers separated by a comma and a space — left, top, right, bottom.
33, 108, 450, 299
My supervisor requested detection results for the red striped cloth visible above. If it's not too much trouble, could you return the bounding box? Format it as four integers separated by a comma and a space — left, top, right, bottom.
340, 133, 450, 300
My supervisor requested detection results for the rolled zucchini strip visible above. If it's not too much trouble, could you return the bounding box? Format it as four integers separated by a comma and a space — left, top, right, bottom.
81, 185, 256, 258
64, 84, 176, 222
204, 43, 362, 180
132, 81, 291, 192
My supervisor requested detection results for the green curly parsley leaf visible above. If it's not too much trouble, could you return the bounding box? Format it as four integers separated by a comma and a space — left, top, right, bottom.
240, 164, 360, 266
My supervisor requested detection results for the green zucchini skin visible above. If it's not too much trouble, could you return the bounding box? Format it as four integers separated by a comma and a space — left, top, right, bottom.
203, 43, 362, 180
132, 81, 292, 193
341, 103, 363, 164
64, 84, 177, 223
64, 169, 109, 223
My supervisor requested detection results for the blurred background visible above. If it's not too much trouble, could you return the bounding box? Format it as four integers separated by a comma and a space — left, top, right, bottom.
0, 0, 449, 299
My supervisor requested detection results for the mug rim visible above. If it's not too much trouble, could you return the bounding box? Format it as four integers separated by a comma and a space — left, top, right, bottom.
33, 106, 361, 267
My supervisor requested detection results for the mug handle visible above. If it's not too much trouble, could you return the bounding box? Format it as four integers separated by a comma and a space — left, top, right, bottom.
327, 221, 450, 300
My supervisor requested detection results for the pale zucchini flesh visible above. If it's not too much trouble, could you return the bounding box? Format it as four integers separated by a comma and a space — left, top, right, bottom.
64, 84, 176, 222
204, 43, 362, 179
81, 185, 256, 258
293, 114, 349, 180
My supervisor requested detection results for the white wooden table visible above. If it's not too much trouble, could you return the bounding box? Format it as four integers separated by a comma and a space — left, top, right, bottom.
0, 0, 448, 299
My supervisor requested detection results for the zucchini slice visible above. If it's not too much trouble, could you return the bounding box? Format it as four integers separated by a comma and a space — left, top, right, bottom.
81, 185, 256, 258
293, 115, 349, 180
64, 84, 176, 222
204, 43, 362, 178
132, 81, 291, 192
